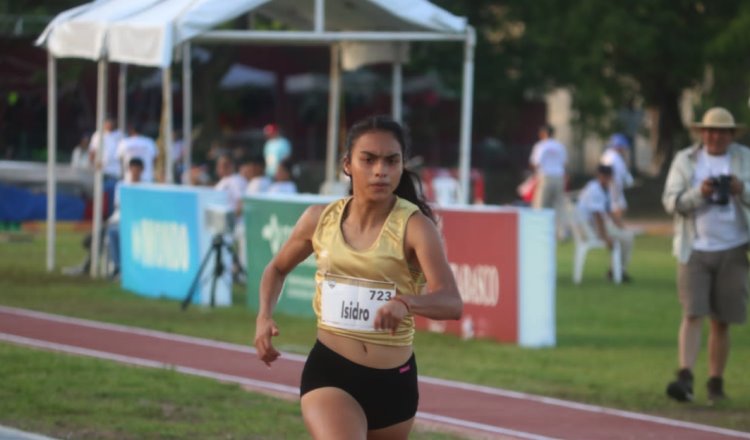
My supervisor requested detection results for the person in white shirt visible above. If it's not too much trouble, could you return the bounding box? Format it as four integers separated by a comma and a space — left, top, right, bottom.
241, 155, 272, 195
430, 168, 461, 206
90, 116, 124, 218
530, 124, 568, 237
116, 123, 158, 183
576, 164, 634, 281
106, 157, 144, 278
70, 133, 91, 169
90, 117, 124, 180
662, 107, 750, 404
267, 158, 298, 194
215, 154, 247, 215
600, 133, 635, 219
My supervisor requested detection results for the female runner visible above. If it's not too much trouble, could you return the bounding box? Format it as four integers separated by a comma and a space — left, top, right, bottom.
254, 115, 463, 440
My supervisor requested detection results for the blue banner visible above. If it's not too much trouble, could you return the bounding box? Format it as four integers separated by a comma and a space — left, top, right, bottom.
120, 184, 232, 306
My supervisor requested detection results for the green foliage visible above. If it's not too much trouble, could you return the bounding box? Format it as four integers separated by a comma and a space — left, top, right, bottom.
425, 1, 750, 156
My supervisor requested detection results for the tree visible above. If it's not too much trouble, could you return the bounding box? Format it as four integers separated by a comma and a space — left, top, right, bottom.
427, 0, 745, 173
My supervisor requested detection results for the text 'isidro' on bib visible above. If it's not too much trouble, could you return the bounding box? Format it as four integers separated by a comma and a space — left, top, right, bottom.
320, 273, 397, 332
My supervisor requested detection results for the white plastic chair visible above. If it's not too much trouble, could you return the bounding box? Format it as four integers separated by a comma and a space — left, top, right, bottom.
564, 194, 622, 284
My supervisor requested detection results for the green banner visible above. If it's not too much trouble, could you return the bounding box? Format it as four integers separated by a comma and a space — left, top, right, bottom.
243, 194, 338, 317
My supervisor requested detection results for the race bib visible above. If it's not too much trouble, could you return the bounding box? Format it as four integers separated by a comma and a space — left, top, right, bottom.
320, 273, 396, 332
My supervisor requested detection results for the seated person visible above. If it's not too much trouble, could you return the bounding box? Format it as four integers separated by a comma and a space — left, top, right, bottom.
214, 153, 246, 215
107, 157, 145, 278
267, 158, 298, 194
576, 164, 635, 282
62, 158, 144, 278
241, 155, 272, 195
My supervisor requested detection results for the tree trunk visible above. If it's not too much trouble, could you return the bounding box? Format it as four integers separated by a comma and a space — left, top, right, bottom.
653, 89, 686, 176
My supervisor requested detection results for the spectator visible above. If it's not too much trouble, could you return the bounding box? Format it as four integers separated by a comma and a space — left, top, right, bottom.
662, 107, 750, 404
106, 157, 144, 278
89, 116, 124, 217
214, 154, 246, 215
529, 124, 568, 236
268, 158, 298, 194
431, 168, 461, 206
576, 164, 635, 282
262, 123, 292, 178
90, 116, 124, 179
172, 129, 185, 183
241, 155, 272, 195
70, 133, 91, 169
116, 122, 157, 183
600, 133, 635, 219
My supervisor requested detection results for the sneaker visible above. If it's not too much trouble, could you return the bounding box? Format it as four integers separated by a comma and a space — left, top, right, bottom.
666, 368, 694, 402
707, 376, 727, 404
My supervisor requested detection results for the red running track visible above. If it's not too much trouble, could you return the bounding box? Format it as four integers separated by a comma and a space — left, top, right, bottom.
1, 306, 748, 440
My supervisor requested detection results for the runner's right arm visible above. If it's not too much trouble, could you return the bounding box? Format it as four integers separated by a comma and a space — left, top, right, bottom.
254, 205, 323, 366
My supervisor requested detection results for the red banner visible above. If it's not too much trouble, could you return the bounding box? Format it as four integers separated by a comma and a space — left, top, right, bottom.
415, 208, 519, 343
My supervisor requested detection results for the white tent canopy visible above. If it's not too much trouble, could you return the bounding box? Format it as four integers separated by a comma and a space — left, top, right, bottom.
107, 0, 271, 68
39, 0, 475, 275
106, 0, 466, 68
41, 0, 164, 60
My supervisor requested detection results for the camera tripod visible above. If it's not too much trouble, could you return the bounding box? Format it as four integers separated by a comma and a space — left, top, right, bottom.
181, 233, 245, 310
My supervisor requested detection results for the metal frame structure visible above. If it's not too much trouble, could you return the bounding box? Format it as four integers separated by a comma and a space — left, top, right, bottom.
43, 0, 476, 274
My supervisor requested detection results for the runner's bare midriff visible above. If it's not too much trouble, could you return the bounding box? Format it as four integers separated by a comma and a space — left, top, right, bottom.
317, 328, 412, 369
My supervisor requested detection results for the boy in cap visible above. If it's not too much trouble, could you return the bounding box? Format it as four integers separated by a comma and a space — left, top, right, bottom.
576, 164, 635, 281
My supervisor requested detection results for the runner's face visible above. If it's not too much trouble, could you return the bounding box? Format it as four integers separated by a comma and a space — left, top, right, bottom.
346, 131, 403, 201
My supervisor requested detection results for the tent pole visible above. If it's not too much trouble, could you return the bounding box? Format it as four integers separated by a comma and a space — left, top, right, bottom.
163, 67, 174, 183
314, 0, 325, 32
45, 53, 57, 272
90, 59, 108, 277
182, 42, 192, 184
458, 27, 475, 204
391, 43, 403, 123
118, 64, 127, 134
325, 44, 341, 184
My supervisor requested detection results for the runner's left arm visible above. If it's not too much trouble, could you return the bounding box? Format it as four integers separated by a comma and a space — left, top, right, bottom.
387, 212, 463, 321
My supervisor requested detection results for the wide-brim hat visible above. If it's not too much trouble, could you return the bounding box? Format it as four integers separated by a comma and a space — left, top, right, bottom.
690, 107, 744, 129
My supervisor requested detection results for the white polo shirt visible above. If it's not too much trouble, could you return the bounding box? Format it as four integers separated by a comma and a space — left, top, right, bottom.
530, 138, 567, 177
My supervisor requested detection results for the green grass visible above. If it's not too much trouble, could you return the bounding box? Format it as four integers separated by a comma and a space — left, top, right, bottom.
0, 343, 307, 440
1, 228, 749, 436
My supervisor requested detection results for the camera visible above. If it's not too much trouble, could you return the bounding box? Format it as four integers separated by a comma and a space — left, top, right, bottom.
204, 204, 235, 235
708, 175, 732, 205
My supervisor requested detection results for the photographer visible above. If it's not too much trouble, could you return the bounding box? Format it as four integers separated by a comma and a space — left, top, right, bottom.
662, 107, 750, 404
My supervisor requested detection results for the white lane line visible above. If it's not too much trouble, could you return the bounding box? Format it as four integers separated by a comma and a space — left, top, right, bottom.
0, 424, 58, 440
0, 333, 537, 439
420, 376, 750, 439
0, 305, 305, 363
416, 413, 562, 440
3, 306, 750, 439
0, 333, 299, 396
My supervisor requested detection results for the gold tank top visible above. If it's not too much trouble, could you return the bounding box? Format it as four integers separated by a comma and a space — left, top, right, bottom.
311, 196, 425, 346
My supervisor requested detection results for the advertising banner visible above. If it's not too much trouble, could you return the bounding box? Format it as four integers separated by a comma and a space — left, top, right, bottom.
120, 184, 232, 306
414, 206, 556, 347
244, 194, 336, 316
